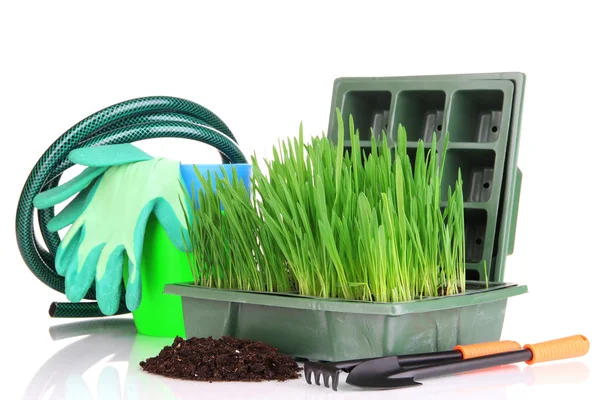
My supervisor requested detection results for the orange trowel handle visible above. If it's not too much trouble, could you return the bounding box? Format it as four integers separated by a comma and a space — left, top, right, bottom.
454, 340, 522, 359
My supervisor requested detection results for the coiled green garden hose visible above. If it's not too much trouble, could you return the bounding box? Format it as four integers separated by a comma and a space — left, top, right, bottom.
16, 96, 248, 318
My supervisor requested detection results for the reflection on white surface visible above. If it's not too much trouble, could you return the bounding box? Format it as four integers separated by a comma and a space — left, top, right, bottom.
23, 319, 591, 400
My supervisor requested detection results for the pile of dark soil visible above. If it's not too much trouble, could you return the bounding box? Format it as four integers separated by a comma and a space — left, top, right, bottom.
139, 336, 301, 382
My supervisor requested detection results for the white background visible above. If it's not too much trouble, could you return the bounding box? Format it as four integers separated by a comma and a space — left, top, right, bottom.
1, 1, 598, 399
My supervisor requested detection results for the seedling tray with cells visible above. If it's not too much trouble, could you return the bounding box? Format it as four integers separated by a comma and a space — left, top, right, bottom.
328, 72, 526, 283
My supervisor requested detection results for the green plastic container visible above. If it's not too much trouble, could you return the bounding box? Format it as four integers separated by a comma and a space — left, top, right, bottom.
161, 72, 527, 361
126, 215, 191, 338
129, 164, 251, 338
165, 282, 526, 361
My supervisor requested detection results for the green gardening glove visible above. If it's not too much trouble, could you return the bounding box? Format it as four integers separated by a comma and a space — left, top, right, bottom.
34, 144, 191, 315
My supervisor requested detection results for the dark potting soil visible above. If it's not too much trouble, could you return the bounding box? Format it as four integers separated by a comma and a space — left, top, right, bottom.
139, 336, 301, 382
437, 285, 465, 296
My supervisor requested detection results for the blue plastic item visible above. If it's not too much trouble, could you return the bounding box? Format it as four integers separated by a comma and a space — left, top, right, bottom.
179, 163, 252, 195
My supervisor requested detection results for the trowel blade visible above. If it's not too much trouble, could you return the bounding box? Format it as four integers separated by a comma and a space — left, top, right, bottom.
345, 356, 423, 389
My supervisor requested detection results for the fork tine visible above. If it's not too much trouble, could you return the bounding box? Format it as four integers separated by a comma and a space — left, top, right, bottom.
304, 362, 320, 384
323, 373, 330, 388
305, 368, 312, 384
332, 371, 341, 391
315, 370, 322, 385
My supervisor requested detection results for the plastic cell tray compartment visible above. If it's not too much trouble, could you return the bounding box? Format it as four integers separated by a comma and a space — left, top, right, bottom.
328, 72, 526, 283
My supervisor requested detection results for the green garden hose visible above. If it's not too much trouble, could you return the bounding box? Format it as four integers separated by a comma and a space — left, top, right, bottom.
16, 96, 248, 318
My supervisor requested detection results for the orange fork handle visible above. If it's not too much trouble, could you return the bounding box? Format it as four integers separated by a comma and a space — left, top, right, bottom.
524, 334, 589, 365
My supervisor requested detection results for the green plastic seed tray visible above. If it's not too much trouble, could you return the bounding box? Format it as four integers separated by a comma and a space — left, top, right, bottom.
328, 72, 526, 283
160, 72, 528, 362
165, 281, 526, 361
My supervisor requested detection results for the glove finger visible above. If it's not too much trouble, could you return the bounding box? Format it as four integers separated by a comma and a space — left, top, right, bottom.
125, 257, 142, 312
65, 241, 104, 303
68, 143, 153, 167
47, 177, 101, 232
125, 203, 155, 311
95, 245, 125, 316
34, 166, 108, 209
55, 224, 85, 276
154, 197, 191, 252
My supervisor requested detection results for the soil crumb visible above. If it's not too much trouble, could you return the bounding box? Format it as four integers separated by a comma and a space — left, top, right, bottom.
139, 336, 301, 382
